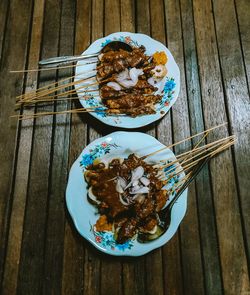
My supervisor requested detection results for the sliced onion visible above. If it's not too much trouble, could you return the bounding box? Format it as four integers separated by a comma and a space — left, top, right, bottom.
131, 166, 144, 182
146, 225, 158, 234
147, 77, 158, 86
116, 69, 129, 82
130, 186, 149, 194
98, 53, 104, 61
88, 187, 101, 205
129, 68, 143, 83
107, 82, 122, 91
132, 180, 139, 187
116, 181, 124, 194
125, 166, 145, 189
119, 194, 129, 206
117, 176, 127, 189
118, 79, 136, 88
140, 177, 150, 186
130, 185, 141, 193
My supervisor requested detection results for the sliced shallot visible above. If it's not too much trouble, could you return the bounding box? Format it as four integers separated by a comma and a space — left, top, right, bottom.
130, 186, 149, 194
129, 67, 143, 83
116, 69, 129, 82
140, 176, 150, 186
107, 81, 122, 91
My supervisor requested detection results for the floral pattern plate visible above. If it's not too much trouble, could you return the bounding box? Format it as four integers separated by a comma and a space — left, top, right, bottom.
75, 32, 180, 129
66, 132, 188, 256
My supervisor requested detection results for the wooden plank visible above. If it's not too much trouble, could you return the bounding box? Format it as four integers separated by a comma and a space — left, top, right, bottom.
42, 0, 75, 293
61, 0, 91, 294
94, 2, 123, 295
193, 0, 250, 293
119, 3, 148, 295
235, 0, 250, 90
16, 0, 61, 293
164, 1, 206, 294
0, 0, 34, 290
0, 0, 9, 61
152, 0, 181, 294
1, 0, 45, 293
140, 1, 166, 295
179, 0, 223, 293
73, 1, 103, 295
213, 0, 250, 269
121, 0, 135, 33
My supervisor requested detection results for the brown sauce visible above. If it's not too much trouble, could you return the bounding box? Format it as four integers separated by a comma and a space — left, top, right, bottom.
84, 154, 168, 243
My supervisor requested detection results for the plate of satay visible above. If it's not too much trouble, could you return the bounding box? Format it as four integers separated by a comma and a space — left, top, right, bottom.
66, 131, 187, 256
75, 32, 180, 128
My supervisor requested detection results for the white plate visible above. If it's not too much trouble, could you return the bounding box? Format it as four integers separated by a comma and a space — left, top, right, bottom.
75, 32, 180, 129
66, 132, 188, 256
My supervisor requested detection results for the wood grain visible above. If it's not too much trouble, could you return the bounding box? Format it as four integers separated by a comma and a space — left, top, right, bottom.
165, 1, 205, 294
61, 0, 90, 294
0, 1, 249, 294
1, 0, 45, 293
180, 0, 223, 293
42, 0, 75, 293
235, 0, 250, 90
0, 0, 34, 290
193, 0, 250, 293
213, 0, 250, 268
0, 0, 9, 62
16, 0, 61, 293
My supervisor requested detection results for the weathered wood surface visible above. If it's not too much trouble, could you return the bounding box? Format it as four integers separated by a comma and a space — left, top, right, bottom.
0, 0, 249, 294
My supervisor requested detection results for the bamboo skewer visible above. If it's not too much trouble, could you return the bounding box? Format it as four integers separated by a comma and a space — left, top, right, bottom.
22, 80, 99, 102
161, 137, 235, 180
15, 95, 100, 108
10, 107, 107, 120
15, 90, 100, 107
166, 131, 209, 194
161, 138, 235, 182
142, 122, 228, 159
155, 135, 235, 173
10, 59, 97, 73
18, 75, 97, 102
18, 88, 99, 105
16, 70, 97, 101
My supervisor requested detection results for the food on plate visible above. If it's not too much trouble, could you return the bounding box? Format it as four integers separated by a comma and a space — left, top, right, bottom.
96, 45, 168, 117
84, 154, 169, 244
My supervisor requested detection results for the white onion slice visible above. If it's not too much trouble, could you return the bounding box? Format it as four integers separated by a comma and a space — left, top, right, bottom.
146, 225, 158, 234
88, 187, 101, 204
118, 79, 135, 88
147, 77, 158, 86
116, 176, 127, 189
119, 194, 129, 206
107, 82, 122, 91
129, 68, 143, 83
130, 186, 149, 194
140, 177, 150, 186
98, 53, 104, 61
116, 69, 129, 82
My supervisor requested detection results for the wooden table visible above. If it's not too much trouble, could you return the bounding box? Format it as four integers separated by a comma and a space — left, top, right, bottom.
0, 0, 249, 294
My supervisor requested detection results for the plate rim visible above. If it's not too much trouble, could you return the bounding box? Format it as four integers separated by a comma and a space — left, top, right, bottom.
75, 32, 180, 129
66, 131, 188, 256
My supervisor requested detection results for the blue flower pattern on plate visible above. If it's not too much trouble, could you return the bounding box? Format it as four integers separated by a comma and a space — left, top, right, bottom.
158, 77, 176, 110
80, 142, 120, 168
92, 227, 134, 251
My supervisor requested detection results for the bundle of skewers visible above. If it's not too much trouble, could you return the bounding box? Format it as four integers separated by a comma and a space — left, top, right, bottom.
11, 41, 169, 120
83, 123, 235, 243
